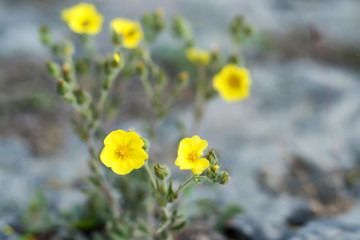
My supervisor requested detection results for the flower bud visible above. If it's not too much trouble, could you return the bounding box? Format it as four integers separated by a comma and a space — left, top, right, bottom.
210, 47, 221, 65
153, 163, 169, 180
157, 182, 167, 194
172, 15, 192, 40
73, 88, 90, 105
62, 63, 72, 82
135, 62, 147, 76
57, 79, 69, 96
177, 72, 189, 86
228, 54, 241, 65
39, 25, 51, 46
46, 60, 60, 78
154, 8, 166, 32
111, 30, 122, 46
205, 148, 218, 166
111, 53, 123, 68
142, 137, 149, 151
75, 59, 89, 75
155, 8, 164, 19
205, 168, 216, 180
218, 171, 230, 185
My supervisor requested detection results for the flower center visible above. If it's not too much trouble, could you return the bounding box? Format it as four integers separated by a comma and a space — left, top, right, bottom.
187, 152, 199, 162
115, 146, 129, 159
82, 20, 91, 27
228, 75, 240, 88
124, 28, 137, 38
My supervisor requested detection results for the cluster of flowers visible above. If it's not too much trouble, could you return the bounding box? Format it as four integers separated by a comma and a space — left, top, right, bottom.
62, 2, 251, 104
60, 2, 252, 177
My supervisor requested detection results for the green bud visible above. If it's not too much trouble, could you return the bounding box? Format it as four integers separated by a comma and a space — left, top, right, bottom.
172, 15, 192, 41
153, 163, 169, 180
205, 168, 216, 180
57, 79, 69, 96
157, 182, 166, 194
218, 171, 230, 185
142, 138, 149, 151
46, 60, 60, 78
39, 25, 51, 46
154, 8, 166, 32
111, 30, 122, 46
62, 63, 72, 83
228, 54, 241, 65
177, 72, 189, 86
205, 148, 218, 165
75, 59, 89, 75
210, 48, 221, 64
135, 62, 147, 76
73, 88, 90, 105
111, 53, 123, 69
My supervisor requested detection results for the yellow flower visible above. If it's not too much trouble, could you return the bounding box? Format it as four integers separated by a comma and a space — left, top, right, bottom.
213, 64, 251, 102
110, 18, 143, 48
175, 135, 210, 175
185, 48, 210, 66
61, 3, 104, 35
100, 130, 148, 175
113, 53, 120, 63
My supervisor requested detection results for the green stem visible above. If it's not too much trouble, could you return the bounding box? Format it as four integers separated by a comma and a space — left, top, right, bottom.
175, 176, 195, 195
144, 160, 157, 190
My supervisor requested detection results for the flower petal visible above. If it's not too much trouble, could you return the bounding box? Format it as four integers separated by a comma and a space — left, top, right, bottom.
104, 129, 127, 146
191, 158, 210, 175
111, 159, 134, 175
100, 145, 117, 167
128, 149, 148, 169
125, 132, 145, 149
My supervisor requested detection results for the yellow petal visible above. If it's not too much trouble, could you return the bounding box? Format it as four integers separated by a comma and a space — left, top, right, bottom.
191, 158, 210, 175
100, 145, 117, 167
125, 132, 145, 149
128, 149, 148, 169
191, 135, 208, 152
104, 129, 127, 146
111, 159, 134, 175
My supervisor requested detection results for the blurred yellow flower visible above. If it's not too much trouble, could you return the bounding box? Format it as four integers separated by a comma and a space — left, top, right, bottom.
111, 18, 143, 48
61, 3, 103, 35
175, 135, 209, 175
100, 130, 148, 175
185, 48, 210, 66
113, 53, 120, 63
213, 64, 251, 102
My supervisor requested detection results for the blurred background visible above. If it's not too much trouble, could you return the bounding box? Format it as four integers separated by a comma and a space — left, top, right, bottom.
1, 0, 360, 239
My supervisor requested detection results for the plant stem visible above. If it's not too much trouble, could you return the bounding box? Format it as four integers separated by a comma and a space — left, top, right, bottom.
175, 176, 195, 195
144, 160, 157, 190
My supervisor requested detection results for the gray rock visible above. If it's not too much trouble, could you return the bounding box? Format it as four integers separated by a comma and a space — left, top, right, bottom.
229, 196, 308, 240
289, 220, 360, 240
